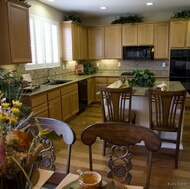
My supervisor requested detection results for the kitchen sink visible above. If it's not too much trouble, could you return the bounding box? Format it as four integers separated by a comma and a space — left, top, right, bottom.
44, 80, 72, 85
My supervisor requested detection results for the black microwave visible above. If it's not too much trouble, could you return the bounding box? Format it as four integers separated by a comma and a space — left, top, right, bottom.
123, 46, 154, 60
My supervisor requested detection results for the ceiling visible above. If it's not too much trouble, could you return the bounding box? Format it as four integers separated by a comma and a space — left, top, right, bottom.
39, 0, 190, 19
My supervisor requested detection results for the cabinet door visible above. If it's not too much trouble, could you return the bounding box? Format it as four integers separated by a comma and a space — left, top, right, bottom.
61, 94, 72, 121
170, 20, 187, 48
94, 78, 107, 102
122, 24, 138, 46
154, 22, 169, 59
48, 89, 62, 120
7, 1, 31, 63
88, 27, 104, 59
105, 25, 122, 59
72, 23, 81, 60
80, 26, 87, 60
70, 90, 79, 115
186, 21, 190, 47
138, 23, 154, 45
87, 78, 94, 105
49, 98, 62, 120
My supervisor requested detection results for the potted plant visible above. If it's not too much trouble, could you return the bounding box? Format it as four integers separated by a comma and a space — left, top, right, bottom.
111, 14, 143, 24
127, 69, 156, 87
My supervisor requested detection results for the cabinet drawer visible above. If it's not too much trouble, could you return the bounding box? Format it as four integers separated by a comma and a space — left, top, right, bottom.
30, 93, 47, 107
61, 83, 78, 95
48, 89, 60, 101
32, 103, 48, 116
95, 78, 107, 83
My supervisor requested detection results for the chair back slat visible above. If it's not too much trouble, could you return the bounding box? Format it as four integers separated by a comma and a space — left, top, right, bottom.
100, 86, 133, 123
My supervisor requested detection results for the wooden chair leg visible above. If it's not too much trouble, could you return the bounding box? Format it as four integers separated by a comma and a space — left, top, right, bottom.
102, 140, 106, 156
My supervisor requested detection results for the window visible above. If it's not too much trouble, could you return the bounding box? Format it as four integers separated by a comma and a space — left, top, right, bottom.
25, 15, 60, 70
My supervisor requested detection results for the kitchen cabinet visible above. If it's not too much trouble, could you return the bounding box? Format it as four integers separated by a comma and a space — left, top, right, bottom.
105, 25, 122, 59
88, 26, 105, 59
87, 78, 94, 105
47, 89, 62, 120
61, 83, 79, 121
122, 24, 138, 46
0, 0, 31, 65
170, 19, 190, 48
186, 21, 190, 47
122, 23, 153, 46
29, 93, 48, 117
61, 21, 87, 60
154, 22, 169, 59
138, 23, 154, 45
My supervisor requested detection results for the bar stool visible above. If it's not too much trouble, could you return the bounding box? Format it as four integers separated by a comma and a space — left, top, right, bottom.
148, 89, 186, 168
99, 86, 136, 156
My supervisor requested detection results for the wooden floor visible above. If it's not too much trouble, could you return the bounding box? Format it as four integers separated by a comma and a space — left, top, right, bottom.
54, 103, 190, 189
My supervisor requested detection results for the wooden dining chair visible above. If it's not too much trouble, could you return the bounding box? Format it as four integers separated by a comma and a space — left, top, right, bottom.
148, 89, 186, 169
99, 86, 136, 155
28, 117, 76, 174
81, 122, 161, 189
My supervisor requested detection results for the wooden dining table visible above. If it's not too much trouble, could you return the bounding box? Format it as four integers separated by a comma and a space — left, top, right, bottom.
33, 169, 143, 189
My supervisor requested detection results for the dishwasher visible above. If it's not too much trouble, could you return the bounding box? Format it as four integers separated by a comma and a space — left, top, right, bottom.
78, 79, 88, 112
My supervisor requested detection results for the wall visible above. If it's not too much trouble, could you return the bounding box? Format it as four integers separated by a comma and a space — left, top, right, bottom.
0, 0, 170, 85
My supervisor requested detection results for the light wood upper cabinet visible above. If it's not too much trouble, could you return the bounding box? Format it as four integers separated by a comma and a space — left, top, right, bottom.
105, 25, 122, 59
186, 21, 190, 47
122, 23, 153, 46
170, 20, 188, 48
88, 27, 105, 59
154, 22, 169, 59
138, 23, 154, 45
61, 21, 87, 60
80, 26, 88, 60
0, 0, 31, 65
122, 24, 138, 46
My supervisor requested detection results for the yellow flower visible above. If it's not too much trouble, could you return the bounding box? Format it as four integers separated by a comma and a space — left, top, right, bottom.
2, 103, 10, 108
12, 100, 22, 107
2, 115, 10, 123
10, 117, 18, 125
11, 107, 20, 115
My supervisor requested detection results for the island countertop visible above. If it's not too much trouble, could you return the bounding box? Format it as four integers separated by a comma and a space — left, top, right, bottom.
108, 80, 189, 97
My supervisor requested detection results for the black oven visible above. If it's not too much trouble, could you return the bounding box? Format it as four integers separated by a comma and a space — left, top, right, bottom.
170, 49, 190, 94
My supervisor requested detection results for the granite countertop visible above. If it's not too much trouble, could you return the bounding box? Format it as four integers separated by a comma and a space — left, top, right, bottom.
27, 71, 169, 96
108, 80, 188, 97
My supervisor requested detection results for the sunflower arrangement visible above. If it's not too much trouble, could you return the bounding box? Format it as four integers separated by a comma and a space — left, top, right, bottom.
0, 91, 43, 188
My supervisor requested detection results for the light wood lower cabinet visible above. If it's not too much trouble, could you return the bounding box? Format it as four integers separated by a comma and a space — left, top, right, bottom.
87, 78, 94, 105
47, 89, 62, 120
29, 93, 48, 117
61, 83, 79, 121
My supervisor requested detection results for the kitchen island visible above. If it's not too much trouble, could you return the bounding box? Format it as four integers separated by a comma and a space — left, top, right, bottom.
108, 80, 187, 149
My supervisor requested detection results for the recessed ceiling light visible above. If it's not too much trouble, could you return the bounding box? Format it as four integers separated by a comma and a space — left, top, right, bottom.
48, 0, 55, 2
100, 6, 107, 10
146, 2, 154, 6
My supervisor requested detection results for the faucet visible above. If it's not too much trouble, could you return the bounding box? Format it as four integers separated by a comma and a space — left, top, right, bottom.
47, 68, 58, 83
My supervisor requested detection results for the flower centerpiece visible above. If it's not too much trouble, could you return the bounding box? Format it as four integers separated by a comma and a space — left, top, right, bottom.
0, 92, 43, 189
0, 69, 45, 189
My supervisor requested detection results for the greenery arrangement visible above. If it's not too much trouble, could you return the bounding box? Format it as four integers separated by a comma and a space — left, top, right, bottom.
82, 63, 98, 75
128, 69, 156, 87
111, 14, 143, 24
171, 9, 190, 19
64, 14, 82, 24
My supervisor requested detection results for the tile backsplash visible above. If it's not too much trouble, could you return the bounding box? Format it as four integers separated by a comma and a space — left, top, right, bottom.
0, 59, 169, 84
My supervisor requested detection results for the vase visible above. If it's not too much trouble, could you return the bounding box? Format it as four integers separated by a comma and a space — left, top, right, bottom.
0, 171, 31, 189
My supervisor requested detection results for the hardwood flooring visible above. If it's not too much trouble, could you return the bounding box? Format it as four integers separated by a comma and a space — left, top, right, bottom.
54, 103, 190, 189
